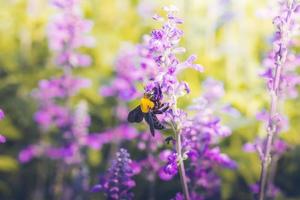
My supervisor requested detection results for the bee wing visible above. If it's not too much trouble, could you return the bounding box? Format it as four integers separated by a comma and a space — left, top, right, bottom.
151, 113, 165, 130
127, 106, 144, 123
144, 113, 155, 136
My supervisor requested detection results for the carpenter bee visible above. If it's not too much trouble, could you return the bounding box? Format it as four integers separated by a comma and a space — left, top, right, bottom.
127, 85, 169, 136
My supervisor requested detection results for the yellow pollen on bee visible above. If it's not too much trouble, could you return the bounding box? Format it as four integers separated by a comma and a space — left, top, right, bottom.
140, 97, 155, 113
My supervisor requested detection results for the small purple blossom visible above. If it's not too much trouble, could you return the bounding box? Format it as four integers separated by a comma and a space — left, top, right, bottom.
164, 152, 178, 176
34, 104, 71, 129
170, 193, 184, 200
0, 135, 6, 144
204, 147, 237, 169
0, 109, 4, 120
19, 145, 40, 163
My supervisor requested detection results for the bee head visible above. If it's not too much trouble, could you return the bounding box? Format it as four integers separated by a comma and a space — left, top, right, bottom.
144, 91, 155, 101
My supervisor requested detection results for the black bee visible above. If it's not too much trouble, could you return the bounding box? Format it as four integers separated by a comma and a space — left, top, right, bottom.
127, 85, 169, 136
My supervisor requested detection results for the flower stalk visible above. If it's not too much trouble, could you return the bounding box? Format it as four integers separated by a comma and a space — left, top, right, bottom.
259, 50, 285, 200
174, 127, 191, 200
258, 1, 297, 199
171, 97, 191, 200
258, 74, 282, 200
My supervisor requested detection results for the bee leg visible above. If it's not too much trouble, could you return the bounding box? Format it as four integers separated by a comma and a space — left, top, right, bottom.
151, 113, 165, 130
152, 104, 169, 114
160, 104, 169, 112
152, 110, 164, 114
145, 112, 155, 136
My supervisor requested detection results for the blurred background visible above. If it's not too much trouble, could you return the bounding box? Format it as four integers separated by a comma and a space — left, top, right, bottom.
0, 0, 300, 199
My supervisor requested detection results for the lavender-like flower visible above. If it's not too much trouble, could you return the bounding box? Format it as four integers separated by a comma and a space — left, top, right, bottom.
20, 0, 94, 157
48, 0, 94, 68
140, 6, 204, 199
92, 148, 136, 200
19, 0, 94, 198
257, 1, 300, 199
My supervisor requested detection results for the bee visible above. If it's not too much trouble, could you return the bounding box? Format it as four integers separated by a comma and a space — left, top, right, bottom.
127, 85, 169, 136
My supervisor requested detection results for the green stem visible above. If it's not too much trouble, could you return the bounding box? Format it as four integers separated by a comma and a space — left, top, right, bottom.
173, 126, 190, 200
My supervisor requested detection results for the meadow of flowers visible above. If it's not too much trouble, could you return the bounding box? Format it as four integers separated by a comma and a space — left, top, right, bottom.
1, 0, 300, 200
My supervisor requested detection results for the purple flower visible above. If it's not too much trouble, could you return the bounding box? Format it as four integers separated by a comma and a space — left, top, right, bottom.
0, 109, 4, 120
48, 0, 94, 68
170, 193, 184, 200
164, 152, 178, 175
19, 145, 40, 163
34, 104, 71, 129
0, 135, 6, 144
92, 148, 136, 200
21, 3, 93, 186
250, 2, 299, 198
204, 147, 236, 169
85, 125, 138, 150
33, 75, 91, 102
46, 145, 74, 160
260, 0, 300, 99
